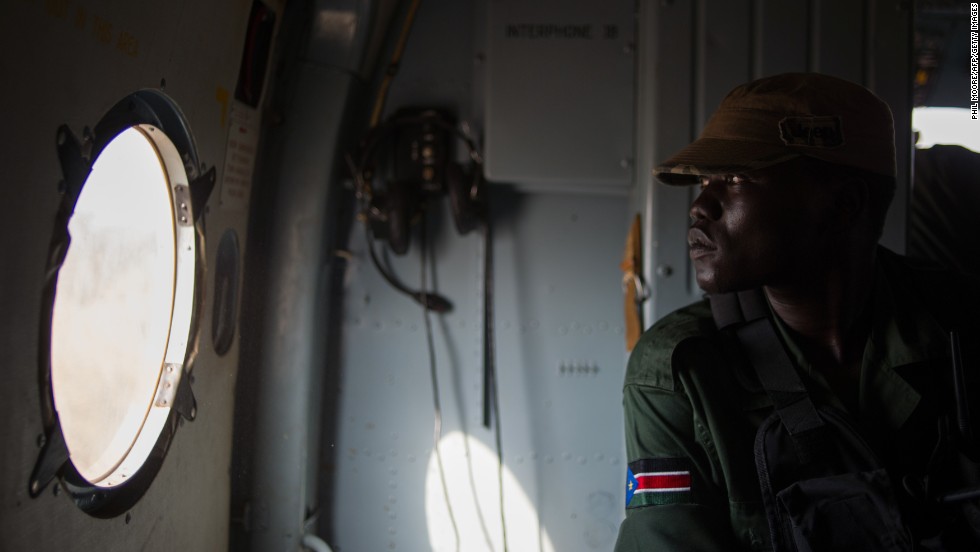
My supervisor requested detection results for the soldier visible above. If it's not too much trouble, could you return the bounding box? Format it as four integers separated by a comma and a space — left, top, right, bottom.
615, 73, 980, 551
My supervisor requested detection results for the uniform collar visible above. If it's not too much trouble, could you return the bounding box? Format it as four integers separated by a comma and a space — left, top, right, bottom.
763, 247, 949, 431
859, 247, 949, 431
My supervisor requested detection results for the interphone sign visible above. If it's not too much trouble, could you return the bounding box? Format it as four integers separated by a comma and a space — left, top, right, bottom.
971, 2, 978, 119
485, 0, 635, 191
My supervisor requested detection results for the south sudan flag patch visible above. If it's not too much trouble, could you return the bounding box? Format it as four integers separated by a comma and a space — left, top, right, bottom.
625, 457, 694, 508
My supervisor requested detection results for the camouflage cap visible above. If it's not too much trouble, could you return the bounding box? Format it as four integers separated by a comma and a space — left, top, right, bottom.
654, 73, 897, 185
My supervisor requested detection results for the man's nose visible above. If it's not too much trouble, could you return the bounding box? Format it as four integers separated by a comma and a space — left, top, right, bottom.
689, 180, 724, 222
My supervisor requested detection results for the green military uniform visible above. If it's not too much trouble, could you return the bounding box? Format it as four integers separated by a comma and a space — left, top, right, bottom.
614, 248, 980, 551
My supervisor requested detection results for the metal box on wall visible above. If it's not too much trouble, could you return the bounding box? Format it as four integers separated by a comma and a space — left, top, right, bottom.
484, 0, 635, 191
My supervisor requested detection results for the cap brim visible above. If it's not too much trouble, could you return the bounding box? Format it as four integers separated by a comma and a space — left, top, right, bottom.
654, 138, 801, 185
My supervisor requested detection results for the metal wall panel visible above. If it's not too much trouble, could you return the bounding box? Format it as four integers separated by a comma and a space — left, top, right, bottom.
333, 192, 628, 552
327, 1, 631, 550
813, 0, 866, 83
637, 0, 914, 323
700, 0, 752, 127
755, 0, 809, 77
490, 193, 627, 552
484, 0, 635, 192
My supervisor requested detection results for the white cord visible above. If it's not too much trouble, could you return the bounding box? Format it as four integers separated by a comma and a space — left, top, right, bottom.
421, 209, 461, 552
301, 533, 334, 552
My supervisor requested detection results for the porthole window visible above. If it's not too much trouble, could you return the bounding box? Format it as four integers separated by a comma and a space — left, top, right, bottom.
52, 124, 192, 487
30, 90, 214, 517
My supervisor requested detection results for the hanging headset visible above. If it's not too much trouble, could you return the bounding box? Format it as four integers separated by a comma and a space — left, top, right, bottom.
347, 107, 485, 312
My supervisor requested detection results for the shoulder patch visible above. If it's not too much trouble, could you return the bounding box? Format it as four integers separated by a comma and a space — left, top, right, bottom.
625, 457, 695, 509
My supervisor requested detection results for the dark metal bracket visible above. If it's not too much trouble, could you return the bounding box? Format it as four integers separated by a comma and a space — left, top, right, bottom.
189, 166, 216, 224
174, 369, 198, 422
55, 124, 92, 210
28, 420, 69, 498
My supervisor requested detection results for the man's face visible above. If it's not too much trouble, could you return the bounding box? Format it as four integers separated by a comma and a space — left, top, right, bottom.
687, 158, 834, 294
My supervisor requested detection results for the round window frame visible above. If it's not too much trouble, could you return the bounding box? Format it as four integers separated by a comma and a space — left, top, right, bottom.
29, 89, 214, 518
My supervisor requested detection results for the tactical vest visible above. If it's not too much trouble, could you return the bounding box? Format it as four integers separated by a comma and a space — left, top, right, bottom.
710, 288, 980, 552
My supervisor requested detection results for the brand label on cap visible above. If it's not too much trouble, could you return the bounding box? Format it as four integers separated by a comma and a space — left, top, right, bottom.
778, 116, 844, 148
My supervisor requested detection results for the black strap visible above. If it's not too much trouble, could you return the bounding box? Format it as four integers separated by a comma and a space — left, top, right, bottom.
710, 289, 827, 463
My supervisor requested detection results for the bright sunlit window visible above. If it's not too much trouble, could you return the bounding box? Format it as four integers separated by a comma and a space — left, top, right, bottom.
913, 107, 980, 152
50, 125, 196, 488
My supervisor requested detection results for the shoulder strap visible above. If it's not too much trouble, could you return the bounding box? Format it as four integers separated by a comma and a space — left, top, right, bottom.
710, 289, 827, 463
